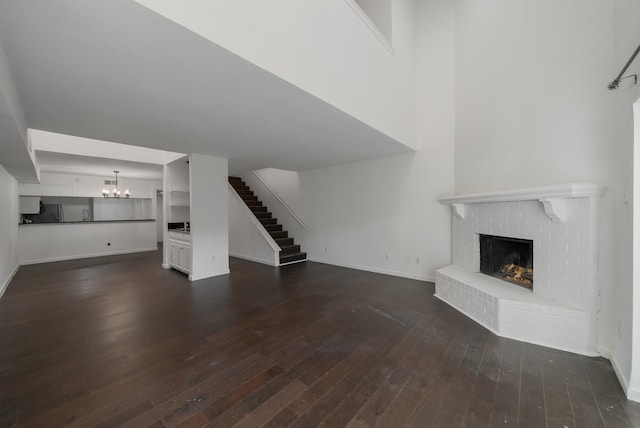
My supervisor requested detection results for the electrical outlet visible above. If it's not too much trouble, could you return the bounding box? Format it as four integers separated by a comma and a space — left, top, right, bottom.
385, 253, 389, 260
415, 257, 420, 264
324, 246, 327, 252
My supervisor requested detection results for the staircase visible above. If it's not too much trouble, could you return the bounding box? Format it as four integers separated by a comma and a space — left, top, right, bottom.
228, 176, 307, 265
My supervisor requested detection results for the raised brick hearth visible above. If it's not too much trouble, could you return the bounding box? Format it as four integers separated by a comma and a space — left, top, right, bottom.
437, 184, 606, 355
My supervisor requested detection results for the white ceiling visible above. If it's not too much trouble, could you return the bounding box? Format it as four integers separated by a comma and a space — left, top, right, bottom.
0, 0, 412, 178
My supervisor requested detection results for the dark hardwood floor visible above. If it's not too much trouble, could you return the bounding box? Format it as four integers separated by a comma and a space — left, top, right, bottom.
1, 250, 639, 427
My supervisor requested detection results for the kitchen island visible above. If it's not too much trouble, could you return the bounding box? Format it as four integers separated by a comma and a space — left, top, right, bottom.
19, 220, 157, 265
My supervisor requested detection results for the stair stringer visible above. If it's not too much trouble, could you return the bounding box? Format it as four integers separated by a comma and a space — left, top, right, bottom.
228, 183, 281, 266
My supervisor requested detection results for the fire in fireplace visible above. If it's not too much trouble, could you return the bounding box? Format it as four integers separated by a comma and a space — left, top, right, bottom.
479, 234, 533, 289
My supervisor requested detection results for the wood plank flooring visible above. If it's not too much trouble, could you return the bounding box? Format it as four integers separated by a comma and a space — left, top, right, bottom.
1, 249, 639, 427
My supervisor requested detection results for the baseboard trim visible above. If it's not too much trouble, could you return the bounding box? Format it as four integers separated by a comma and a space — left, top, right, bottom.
307, 257, 435, 283
189, 269, 231, 281
229, 252, 277, 267
0, 263, 20, 299
628, 383, 640, 403
279, 258, 307, 267
602, 349, 640, 402
20, 247, 158, 265
605, 349, 632, 397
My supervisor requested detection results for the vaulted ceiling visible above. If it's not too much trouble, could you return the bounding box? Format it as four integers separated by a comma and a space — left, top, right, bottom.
0, 0, 412, 179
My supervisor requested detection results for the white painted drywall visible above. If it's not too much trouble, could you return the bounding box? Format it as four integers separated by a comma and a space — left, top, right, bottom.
0, 165, 19, 297
19, 172, 161, 199
241, 169, 307, 250
133, 0, 417, 149
0, 35, 37, 183
242, 0, 455, 282
30, 129, 184, 165
610, 0, 640, 402
19, 221, 157, 265
630, 98, 640, 400
451, 0, 640, 400
189, 154, 229, 280
162, 157, 191, 268
228, 185, 279, 266
0, 37, 26, 143
353, 0, 392, 42
165, 156, 190, 223
454, 0, 614, 193
156, 193, 163, 242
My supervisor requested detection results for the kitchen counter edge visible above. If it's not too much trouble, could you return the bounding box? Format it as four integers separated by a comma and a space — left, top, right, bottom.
19, 219, 156, 226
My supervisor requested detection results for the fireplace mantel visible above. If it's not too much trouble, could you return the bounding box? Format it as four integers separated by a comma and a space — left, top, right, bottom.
438, 183, 606, 222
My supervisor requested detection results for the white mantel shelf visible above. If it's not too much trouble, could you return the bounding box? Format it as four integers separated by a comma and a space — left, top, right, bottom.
438, 183, 607, 222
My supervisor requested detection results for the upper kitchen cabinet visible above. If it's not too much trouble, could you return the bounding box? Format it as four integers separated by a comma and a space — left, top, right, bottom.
19, 196, 41, 214
166, 156, 190, 222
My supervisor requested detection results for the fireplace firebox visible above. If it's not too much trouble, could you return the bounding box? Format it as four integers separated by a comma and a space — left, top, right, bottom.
479, 234, 533, 289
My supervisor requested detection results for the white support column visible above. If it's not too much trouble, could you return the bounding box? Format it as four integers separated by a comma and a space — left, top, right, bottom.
189, 153, 229, 280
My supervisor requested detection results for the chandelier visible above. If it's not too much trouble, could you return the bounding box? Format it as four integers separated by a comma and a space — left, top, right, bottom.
102, 170, 131, 198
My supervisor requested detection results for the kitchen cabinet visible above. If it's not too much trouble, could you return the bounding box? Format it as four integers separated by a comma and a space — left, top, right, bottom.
19, 196, 41, 214
168, 231, 191, 274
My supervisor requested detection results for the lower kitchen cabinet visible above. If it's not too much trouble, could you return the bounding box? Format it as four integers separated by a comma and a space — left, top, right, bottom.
168, 232, 191, 274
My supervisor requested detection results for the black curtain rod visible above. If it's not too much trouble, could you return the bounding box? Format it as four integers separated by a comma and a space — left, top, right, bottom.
608, 43, 640, 90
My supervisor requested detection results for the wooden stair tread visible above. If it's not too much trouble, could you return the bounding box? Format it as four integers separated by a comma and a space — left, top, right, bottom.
280, 252, 307, 263
262, 223, 282, 232
230, 176, 305, 266
276, 238, 294, 246
279, 244, 301, 254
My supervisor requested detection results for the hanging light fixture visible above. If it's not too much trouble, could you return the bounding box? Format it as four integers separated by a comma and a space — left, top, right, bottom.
102, 170, 131, 198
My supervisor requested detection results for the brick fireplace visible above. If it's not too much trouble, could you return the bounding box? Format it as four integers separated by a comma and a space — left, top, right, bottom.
436, 184, 606, 355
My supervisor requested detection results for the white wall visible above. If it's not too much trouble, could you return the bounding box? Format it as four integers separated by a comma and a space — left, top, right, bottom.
228, 185, 279, 266
0, 38, 26, 144
189, 153, 229, 280
615, 0, 640, 401
19, 172, 161, 199
241, 169, 307, 255
133, 0, 417, 149
0, 165, 19, 297
156, 192, 163, 242
242, 0, 455, 282
0, 35, 38, 183
631, 99, 640, 399
353, 0, 392, 42
165, 157, 190, 223
19, 221, 157, 265
454, 0, 614, 193
30, 129, 184, 165
451, 0, 640, 399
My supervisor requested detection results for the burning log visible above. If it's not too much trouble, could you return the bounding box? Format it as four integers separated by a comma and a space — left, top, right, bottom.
500, 263, 533, 288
